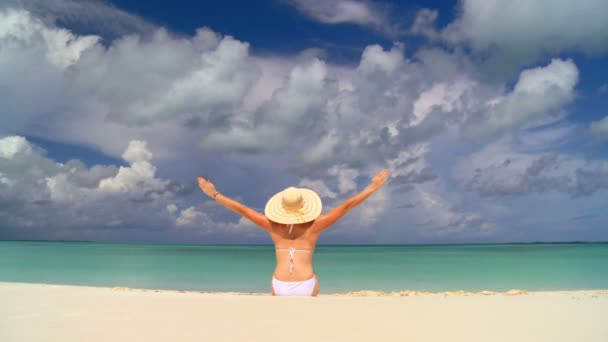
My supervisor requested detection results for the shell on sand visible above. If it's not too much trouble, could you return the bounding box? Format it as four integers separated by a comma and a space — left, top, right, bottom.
505, 289, 528, 296
111, 287, 130, 291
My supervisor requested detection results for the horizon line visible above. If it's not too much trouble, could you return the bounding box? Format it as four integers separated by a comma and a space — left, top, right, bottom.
1, 239, 607, 246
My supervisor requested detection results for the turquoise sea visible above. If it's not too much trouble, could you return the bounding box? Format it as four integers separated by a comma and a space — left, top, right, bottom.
1, 241, 607, 293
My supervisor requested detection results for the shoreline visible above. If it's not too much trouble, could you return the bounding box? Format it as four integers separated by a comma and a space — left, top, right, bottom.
2, 281, 608, 341
3, 239, 608, 244
2, 281, 608, 297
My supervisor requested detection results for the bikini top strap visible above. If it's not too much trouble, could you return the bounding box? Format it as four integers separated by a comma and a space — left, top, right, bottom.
289, 247, 294, 274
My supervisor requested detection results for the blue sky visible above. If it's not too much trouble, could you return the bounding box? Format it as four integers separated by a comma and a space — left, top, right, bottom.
1, 0, 608, 244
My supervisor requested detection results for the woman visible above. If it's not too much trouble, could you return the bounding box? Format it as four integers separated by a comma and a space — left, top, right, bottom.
197, 169, 389, 296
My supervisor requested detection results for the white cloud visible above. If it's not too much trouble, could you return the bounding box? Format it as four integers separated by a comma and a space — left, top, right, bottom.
359, 178, 496, 243
301, 130, 340, 166
409, 8, 439, 40
1, 10, 442, 173
0, 136, 33, 159
201, 58, 335, 152
590, 116, 608, 140
453, 131, 608, 197
298, 179, 337, 200
0, 136, 189, 231
328, 165, 359, 194
2, 0, 156, 38
0, 8, 268, 167
0, 134, 274, 242
258, 58, 331, 126
408, 187, 494, 236
121, 140, 153, 163
358, 185, 388, 225
98, 141, 168, 194
0, 9, 99, 70
386, 144, 436, 191
2, 5, 607, 243
441, 0, 608, 71
0, 9, 261, 132
287, 0, 393, 34
241, 57, 293, 112
0, 9, 99, 131
412, 78, 476, 126
0, 172, 11, 186
465, 59, 578, 137
357, 44, 404, 75
72, 29, 259, 125
166, 203, 178, 215
176, 206, 206, 227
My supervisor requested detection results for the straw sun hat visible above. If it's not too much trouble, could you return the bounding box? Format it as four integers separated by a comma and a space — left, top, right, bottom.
264, 187, 322, 224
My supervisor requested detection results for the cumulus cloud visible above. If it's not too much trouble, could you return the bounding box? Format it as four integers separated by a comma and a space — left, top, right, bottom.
0, 9, 450, 242
0, 136, 193, 233
300, 130, 341, 165
1, 9, 459, 175
0, 8, 99, 69
299, 166, 387, 226
357, 43, 404, 75
2, 4, 607, 243
286, 0, 395, 34
464, 59, 578, 138
201, 58, 335, 153
357, 185, 388, 224
298, 179, 337, 200
386, 143, 436, 193
175, 206, 207, 227
412, 78, 476, 127
71, 29, 259, 126
328, 165, 359, 194
453, 132, 608, 198
0, 9, 99, 131
0, 135, 271, 242
0, 8, 260, 132
382, 186, 495, 241
97, 140, 169, 195
409, 8, 440, 41
289, 43, 438, 172
0, 136, 34, 159
590, 117, 608, 140
166, 203, 178, 215
441, 0, 608, 73
1, 0, 156, 39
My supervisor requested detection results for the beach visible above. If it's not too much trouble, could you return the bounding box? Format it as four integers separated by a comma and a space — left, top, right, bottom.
2, 282, 607, 342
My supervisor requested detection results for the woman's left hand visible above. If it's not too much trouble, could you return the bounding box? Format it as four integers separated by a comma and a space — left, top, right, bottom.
197, 177, 217, 198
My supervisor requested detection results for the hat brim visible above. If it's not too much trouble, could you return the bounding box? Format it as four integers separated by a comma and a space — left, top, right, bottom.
264, 188, 322, 224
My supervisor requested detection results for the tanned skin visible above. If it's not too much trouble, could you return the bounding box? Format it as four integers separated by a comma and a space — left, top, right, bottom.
197, 169, 389, 296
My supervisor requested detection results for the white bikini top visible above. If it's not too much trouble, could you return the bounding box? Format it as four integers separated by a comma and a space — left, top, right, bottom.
276, 224, 313, 274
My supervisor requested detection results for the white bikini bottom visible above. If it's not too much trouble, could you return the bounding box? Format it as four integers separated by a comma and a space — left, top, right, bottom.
272, 274, 317, 296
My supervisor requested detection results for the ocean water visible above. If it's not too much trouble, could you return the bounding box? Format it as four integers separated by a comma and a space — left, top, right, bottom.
1, 241, 607, 293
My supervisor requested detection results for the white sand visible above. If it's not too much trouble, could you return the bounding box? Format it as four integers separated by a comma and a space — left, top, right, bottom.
1, 282, 607, 342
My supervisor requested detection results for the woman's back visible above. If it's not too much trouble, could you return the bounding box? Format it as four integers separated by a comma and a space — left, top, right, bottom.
270, 221, 319, 281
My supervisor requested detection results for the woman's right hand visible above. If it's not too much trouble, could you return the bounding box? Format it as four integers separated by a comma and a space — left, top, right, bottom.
369, 169, 389, 191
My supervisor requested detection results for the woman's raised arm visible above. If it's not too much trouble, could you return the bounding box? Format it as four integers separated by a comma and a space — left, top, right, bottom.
197, 177, 272, 232
312, 169, 389, 233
